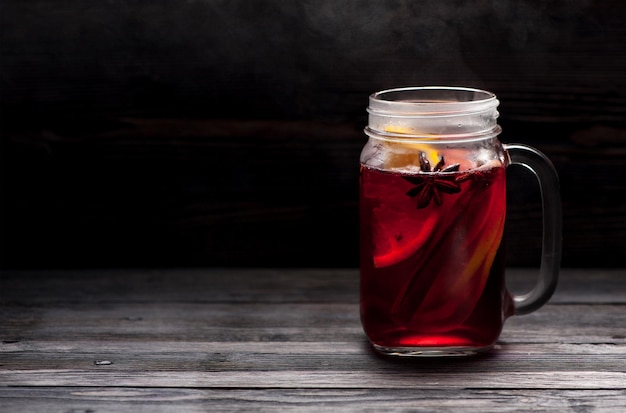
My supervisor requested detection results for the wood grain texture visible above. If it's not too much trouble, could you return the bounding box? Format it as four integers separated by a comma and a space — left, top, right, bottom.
2, 0, 626, 269
0, 268, 625, 410
2, 117, 626, 269
0, 388, 624, 413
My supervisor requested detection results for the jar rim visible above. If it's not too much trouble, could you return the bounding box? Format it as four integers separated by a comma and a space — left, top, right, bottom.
368, 86, 499, 116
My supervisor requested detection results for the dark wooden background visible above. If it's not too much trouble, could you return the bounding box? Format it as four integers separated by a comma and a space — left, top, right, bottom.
1, 0, 625, 270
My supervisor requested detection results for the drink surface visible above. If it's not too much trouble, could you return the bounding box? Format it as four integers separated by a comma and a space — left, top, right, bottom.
359, 163, 513, 350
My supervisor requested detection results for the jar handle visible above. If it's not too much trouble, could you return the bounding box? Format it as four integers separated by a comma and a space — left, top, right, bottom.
503, 144, 562, 315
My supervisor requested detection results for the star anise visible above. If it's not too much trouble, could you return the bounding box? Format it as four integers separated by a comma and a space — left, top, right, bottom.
403, 153, 462, 208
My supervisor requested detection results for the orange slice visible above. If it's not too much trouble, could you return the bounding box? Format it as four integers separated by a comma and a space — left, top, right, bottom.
382, 125, 439, 169
369, 125, 452, 267
372, 204, 438, 268
369, 125, 439, 267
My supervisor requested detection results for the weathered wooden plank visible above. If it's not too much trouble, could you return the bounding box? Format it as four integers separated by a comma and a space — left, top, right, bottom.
3, 119, 626, 268
3, 340, 625, 356
1, 302, 624, 344
0, 268, 361, 304
1, 369, 624, 390
506, 268, 626, 305
1, 342, 624, 374
2, 119, 626, 270
0, 387, 624, 413
1, 268, 624, 304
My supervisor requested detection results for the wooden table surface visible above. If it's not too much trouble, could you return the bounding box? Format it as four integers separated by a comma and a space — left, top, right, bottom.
1, 268, 625, 412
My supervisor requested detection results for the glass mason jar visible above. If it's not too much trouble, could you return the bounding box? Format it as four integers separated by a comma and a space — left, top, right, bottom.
359, 86, 562, 356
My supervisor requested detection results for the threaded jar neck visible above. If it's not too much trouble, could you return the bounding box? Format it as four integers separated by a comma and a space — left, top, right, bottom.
366, 86, 501, 142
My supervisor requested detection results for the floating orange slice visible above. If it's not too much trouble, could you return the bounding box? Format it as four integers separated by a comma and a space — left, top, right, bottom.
372, 210, 438, 268
368, 125, 440, 267
381, 125, 440, 169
